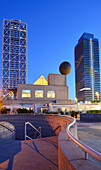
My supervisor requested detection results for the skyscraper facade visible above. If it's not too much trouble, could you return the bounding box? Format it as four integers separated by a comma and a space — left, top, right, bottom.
75, 33, 100, 102
1, 19, 27, 90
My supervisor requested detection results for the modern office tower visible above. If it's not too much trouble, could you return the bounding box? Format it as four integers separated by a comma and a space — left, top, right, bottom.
1, 19, 27, 90
75, 33, 100, 102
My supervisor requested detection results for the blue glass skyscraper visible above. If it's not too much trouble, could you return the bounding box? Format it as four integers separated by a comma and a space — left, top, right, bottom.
1, 19, 27, 90
75, 33, 100, 102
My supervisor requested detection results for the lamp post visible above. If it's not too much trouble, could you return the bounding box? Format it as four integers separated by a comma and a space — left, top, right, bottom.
95, 92, 100, 101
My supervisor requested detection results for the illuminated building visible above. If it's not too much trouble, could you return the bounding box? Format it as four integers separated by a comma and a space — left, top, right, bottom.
17, 74, 68, 104
3, 74, 74, 112
75, 33, 100, 102
1, 19, 27, 90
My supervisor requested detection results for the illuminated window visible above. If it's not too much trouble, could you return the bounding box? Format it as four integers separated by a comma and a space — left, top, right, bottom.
35, 90, 43, 98
33, 75, 48, 85
47, 91, 55, 98
22, 90, 31, 98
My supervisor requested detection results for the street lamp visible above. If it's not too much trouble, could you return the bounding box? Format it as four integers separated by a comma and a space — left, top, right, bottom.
95, 92, 100, 100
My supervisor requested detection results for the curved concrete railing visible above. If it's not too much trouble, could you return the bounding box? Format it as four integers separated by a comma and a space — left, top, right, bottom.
66, 118, 101, 162
58, 116, 101, 170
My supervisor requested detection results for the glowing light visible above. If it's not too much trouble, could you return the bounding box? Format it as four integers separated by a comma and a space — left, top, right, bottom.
33, 75, 48, 85
75, 97, 78, 103
47, 91, 55, 98
95, 92, 100, 100
22, 90, 31, 98
62, 107, 65, 112
79, 88, 91, 91
35, 90, 43, 98
90, 38, 94, 100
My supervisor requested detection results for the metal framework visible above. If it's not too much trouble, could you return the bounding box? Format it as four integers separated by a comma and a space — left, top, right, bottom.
1, 19, 27, 90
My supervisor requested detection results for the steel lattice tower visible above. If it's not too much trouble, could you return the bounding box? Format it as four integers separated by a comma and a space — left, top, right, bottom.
1, 19, 27, 90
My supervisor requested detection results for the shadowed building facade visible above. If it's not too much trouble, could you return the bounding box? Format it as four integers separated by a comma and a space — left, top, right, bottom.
1, 19, 27, 90
75, 33, 100, 102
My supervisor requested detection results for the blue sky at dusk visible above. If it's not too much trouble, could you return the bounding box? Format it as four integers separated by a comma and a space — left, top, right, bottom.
0, 0, 101, 100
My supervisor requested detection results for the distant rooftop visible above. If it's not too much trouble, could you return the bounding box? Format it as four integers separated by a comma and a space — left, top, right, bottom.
12, 19, 21, 22
78, 33, 94, 42
75, 33, 98, 48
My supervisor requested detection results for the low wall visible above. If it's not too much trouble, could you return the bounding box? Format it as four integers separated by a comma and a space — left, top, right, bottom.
80, 113, 101, 121
0, 114, 71, 140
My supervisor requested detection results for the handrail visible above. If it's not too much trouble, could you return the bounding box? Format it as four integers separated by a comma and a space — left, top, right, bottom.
66, 118, 101, 162
25, 122, 41, 143
0, 122, 15, 133
34, 127, 41, 139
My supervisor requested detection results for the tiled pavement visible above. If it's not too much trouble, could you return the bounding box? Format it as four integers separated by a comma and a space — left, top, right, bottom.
0, 136, 58, 170
77, 121, 101, 167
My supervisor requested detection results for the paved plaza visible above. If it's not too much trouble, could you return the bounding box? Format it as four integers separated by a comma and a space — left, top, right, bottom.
0, 136, 58, 170
77, 121, 101, 167
0, 121, 101, 169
